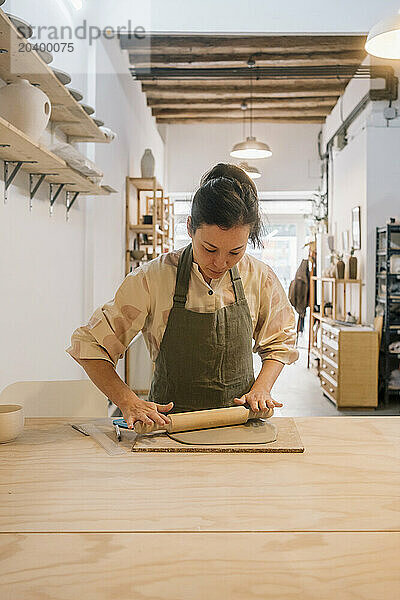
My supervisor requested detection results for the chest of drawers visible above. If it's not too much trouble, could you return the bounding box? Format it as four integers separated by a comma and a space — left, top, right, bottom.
319, 321, 379, 407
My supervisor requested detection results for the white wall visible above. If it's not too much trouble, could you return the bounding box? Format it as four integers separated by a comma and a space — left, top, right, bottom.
322, 55, 400, 324
165, 122, 322, 194
0, 2, 164, 392
90, 38, 164, 313
328, 123, 368, 321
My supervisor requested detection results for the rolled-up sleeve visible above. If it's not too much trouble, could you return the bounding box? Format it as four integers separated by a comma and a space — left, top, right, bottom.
253, 265, 299, 365
66, 267, 150, 367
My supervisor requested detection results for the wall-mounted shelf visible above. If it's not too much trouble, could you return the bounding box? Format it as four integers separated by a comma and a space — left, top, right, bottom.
0, 10, 107, 143
0, 114, 111, 196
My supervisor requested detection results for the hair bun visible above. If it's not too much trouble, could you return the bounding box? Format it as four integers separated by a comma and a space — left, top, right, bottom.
200, 162, 257, 194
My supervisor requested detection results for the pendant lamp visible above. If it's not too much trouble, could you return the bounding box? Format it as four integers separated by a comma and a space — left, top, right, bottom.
365, 11, 400, 59
231, 137, 272, 159
230, 58, 272, 160
238, 161, 261, 179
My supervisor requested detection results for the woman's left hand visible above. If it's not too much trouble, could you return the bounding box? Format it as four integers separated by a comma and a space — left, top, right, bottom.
233, 389, 283, 413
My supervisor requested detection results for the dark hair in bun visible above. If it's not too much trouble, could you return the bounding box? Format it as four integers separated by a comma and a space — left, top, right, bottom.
189, 163, 263, 248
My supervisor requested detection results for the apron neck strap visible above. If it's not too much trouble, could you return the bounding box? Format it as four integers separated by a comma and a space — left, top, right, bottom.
173, 244, 193, 306
229, 265, 246, 302
173, 243, 246, 305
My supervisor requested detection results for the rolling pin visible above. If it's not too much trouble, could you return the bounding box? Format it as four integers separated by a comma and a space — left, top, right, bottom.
134, 405, 274, 434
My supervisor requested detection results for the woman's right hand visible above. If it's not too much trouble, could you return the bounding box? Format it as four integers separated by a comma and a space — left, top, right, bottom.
118, 393, 174, 430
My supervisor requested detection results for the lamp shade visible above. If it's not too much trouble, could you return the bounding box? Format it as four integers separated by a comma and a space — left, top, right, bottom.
230, 136, 272, 159
238, 161, 261, 179
365, 12, 400, 59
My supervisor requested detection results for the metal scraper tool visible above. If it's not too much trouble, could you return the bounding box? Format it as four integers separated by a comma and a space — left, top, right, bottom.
79, 422, 126, 456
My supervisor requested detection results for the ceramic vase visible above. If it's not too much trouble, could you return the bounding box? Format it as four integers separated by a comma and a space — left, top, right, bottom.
328, 257, 336, 278
0, 79, 51, 141
336, 259, 345, 279
140, 148, 155, 178
348, 256, 357, 279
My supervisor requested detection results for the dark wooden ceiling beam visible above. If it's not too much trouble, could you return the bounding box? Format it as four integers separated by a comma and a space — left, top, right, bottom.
148, 97, 336, 109
154, 116, 326, 123
153, 107, 330, 118
140, 78, 351, 89
122, 34, 366, 125
129, 50, 366, 67
144, 86, 344, 99
132, 65, 360, 80
120, 34, 367, 53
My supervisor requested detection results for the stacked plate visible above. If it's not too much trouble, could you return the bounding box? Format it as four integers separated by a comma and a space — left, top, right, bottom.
6, 13, 33, 38
51, 68, 72, 85
4, 9, 107, 130
68, 88, 83, 102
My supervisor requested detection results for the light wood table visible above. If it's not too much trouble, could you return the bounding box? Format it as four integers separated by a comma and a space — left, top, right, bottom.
1, 417, 399, 599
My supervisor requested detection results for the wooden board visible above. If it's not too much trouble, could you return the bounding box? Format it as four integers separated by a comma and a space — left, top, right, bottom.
129, 417, 304, 452
0, 115, 110, 195
0, 417, 398, 533
1, 532, 399, 600
0, 417, 398, 599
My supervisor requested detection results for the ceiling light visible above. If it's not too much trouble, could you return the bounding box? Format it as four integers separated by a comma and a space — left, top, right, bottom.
230, 57, 272, 160
365, 11, 400, 59
231, 137, 272, 160
238, 161, 261, 179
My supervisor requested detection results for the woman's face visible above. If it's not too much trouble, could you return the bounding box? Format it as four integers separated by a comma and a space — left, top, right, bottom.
187, 217, 250, 282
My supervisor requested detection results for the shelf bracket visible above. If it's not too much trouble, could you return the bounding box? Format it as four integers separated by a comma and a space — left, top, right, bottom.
29, 173, 46, 209
28, 173, 60, 210
65, 191, 80, 220
3, 160, 36, 203
49, 183, 66, 215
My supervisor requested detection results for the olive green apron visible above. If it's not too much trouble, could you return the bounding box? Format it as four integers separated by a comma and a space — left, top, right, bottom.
148, 243, 255, 413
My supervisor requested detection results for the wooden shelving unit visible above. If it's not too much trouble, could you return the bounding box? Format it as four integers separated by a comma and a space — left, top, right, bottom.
308, 276, 362, 367
308, 276, 377, 408
124, 176, 174, 390
145, 193, 175, 252
125, 176, 169, 276
0, 115, 111, 196
164, 196, 175, 252
0, 9, 106, 143
316, 277, 362, 323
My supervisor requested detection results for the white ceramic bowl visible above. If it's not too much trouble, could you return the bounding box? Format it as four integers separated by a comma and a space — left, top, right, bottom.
0, 405, 24, 443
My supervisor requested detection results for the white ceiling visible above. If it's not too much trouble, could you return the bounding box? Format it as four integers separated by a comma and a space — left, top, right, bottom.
58, 0, 400, 34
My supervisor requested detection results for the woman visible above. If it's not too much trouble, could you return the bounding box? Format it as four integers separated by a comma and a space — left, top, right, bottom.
67, 163, 298, 429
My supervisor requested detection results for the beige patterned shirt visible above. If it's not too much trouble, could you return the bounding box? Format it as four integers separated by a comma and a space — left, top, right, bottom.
66, 247, 299, 367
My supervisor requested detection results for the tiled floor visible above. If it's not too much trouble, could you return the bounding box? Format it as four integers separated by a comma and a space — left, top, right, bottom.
254, 344, 400, 417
